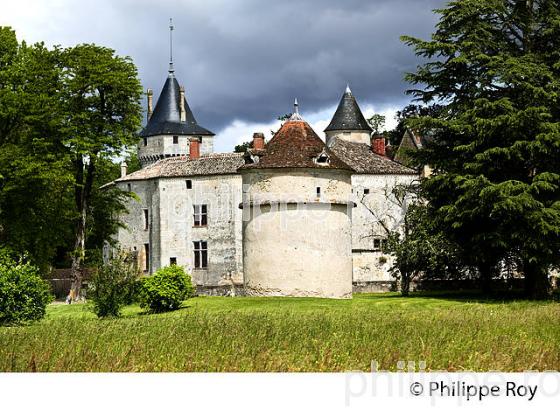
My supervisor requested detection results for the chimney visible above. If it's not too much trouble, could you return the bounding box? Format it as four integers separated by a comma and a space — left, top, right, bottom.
121, 161, 128, 178
147, 89, 153, 120
252, 132, 265, 150
179, 86, 186, 122
189, 137, 200, 159
372, 135, 386, 156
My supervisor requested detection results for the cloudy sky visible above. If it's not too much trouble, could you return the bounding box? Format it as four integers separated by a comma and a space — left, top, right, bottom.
2, 0, 444, 151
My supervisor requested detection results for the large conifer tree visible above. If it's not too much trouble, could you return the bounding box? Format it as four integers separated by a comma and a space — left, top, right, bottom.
403, 0, 560, 298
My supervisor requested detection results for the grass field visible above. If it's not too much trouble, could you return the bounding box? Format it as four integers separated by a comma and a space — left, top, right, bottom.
1, 292, 559, 372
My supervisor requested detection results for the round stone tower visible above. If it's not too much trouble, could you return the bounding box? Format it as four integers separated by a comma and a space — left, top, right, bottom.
240, 101, 354, 299
324, 85, 373, 147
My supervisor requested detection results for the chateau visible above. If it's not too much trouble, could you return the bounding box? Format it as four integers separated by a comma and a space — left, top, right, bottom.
111, 62, 418, 298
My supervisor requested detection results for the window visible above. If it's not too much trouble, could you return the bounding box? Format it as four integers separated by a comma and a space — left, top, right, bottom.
186, 180, 192, 189
364, 188, 370, 195
170, 257, 177, 265
173, 135, 179, 144
143, 209, 149, 230
373, 238, 388, 251
193, 241, 208, 269
144, 243, 150, 272
193, 205, 208, 226
127, 183, 131, 192
316, 153, 329, 164
143, 137, 147, 146
316, 187, 321, 198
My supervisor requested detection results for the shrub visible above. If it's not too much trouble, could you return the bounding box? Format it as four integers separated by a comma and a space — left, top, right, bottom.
89, 252, 139, 318
139, 265, 195, 312
0, 255, 53, 325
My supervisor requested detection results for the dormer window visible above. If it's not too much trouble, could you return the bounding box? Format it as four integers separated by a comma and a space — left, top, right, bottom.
315, 150, 330, 166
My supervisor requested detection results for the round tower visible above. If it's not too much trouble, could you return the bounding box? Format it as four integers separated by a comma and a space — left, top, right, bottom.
240, 101, 354, 299
324, 85, 373, 146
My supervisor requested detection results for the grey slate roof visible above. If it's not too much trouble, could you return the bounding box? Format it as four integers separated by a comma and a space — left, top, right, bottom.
139, 73, 214, 137
329, 138, 417, 175
324, 87, 373, 132
116, 153, 244, 182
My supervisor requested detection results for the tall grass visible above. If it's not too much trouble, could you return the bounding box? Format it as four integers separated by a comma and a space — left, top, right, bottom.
0, 293, 558, 372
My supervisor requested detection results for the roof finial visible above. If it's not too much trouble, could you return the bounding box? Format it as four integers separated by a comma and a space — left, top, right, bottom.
345, 83, 351, 94
289, 98, 304, 121
169, 18, 175, 74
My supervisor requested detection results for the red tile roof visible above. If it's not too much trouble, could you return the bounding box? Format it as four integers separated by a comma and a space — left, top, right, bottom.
241, 120, 352, 171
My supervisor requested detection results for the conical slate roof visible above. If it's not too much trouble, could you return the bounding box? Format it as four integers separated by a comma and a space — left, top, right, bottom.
139, 73, 214, 137
324, 86, 373, 132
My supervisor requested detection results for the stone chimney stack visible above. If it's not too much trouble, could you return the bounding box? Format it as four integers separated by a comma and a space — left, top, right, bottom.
147, 89, 153, 120
120, 161, 128, 178
252, 132, 265, 150
372, 135, 386, 156
189, 137, 200, 159
179, 86, 186, 122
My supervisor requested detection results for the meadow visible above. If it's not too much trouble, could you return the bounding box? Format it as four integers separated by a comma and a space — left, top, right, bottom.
1, 293, 559, 372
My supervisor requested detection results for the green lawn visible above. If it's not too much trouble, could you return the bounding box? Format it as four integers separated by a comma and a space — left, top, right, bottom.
1, 293, 559, 372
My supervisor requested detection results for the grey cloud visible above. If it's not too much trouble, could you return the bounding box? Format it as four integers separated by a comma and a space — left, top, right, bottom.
11, 0, 446, 134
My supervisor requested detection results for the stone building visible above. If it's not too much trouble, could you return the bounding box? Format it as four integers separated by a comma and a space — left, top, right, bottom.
111, 65, 418, 297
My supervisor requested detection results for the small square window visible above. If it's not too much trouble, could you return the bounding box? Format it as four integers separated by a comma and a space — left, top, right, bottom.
373, 239, 381, 250
316, 187, 321, 198
173, 135, 179, 144
170, 257, 177, 265
364, 189, 370, 195
186, 180, 192, 189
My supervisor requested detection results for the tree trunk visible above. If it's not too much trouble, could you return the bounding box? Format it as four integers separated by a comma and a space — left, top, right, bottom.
67, 154, 96, 302
524, 260, 550, 300
68, 204, 86, 302
478, 263, 497, 295
400, 273, 411, 296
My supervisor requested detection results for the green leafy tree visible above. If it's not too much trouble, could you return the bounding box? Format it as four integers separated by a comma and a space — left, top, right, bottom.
0, 27, 74, 270
402, 0, 560, 298
61, 44, 143, 301
368, 114, 386, 135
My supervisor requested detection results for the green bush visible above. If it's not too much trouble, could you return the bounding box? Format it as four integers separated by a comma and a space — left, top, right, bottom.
139, 265, 195, 312
89, 252, 139, 318
0, 254, 53, 325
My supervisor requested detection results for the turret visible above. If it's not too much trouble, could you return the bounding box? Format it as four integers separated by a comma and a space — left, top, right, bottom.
324, 85, 373, 146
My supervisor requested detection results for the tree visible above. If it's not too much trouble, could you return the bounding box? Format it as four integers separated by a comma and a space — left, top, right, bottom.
62, 45, 142, 301
368, 114, 386, 135
402, 0, 560, 298
0, 27, 75, 270
359, 183, 463, 295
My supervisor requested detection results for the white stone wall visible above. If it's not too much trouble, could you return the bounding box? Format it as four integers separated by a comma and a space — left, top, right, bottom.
326, 130, 371, 146
138, 134, 214, 165
350, 173, 418, 282
115, 174, 243, 288
241, 168, 353, 299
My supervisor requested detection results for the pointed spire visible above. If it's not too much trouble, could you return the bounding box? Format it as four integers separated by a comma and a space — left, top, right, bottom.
324, 85, 372, 132
168, 18, 175, 75
289, 98, 304, 121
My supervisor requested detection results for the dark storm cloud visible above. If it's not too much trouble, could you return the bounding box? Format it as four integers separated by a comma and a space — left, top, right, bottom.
7, 0, 446, 132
